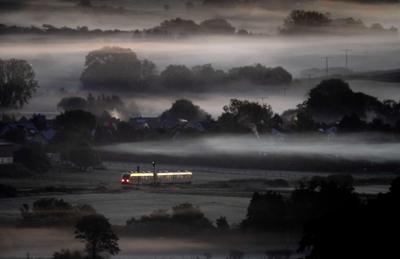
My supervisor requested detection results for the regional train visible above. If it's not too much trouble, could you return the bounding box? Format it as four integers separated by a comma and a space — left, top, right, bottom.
120, 171, 192, 185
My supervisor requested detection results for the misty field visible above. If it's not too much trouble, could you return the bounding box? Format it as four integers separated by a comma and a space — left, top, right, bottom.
1, 1, 400, 258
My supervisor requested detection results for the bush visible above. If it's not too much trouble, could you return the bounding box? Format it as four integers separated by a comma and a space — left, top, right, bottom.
14, 146, 51, 173
126, 203, 215, 235
19, 198, 97, 227
68, 147, 101, 171
241, 191, 287, 231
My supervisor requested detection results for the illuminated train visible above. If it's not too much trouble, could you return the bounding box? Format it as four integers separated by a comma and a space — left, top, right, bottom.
121, 171, 192, 185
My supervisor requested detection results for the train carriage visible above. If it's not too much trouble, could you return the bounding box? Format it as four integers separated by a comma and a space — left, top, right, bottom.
121, 171, 192, 185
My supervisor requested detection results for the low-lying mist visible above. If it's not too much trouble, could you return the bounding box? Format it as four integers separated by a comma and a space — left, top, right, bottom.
99, 133, 400, 164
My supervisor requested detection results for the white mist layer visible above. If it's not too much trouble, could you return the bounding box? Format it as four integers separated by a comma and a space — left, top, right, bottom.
100, 134, 400, 163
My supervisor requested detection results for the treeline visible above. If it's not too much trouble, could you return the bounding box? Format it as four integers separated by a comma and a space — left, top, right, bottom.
80, 46, 292, 92
243, 175, 400, 258
125, 203, 218, 235
1, 11, 397, 38
134, 17, 250, 37
0, 18, 248, 38
280, 9, 398, 35
0, 24, 130, 36
18, 198, 96, 227
202, 0, 400, 7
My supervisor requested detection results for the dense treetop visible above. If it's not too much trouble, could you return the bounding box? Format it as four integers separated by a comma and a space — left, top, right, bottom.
0, 59, 39, 109
160, 99, 211, 122
80, 46, 292, 92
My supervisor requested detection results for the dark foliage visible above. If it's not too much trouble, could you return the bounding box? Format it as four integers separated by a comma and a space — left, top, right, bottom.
228, 64, 292, 85
55, 110, 96, 132
68, 145, 101, 171
14, 146, 51, 173
218, 99, 275, 134
80, 46, 155, 91
0, 23, 129, 36
79, 47, 292, 92
338, 113, 366, 131
19, 198, 96, 227
57, 94, 126, 117
306, 79, 377, 119
280, 9, 397, 35
200, 18, 236, 34
216, 216, 230, 230
75, 214, 120, 259
126, 203, 214, 235
304, 79, 383, 122
241, 174, 361, 231
241, 191, 287, 231
0, 58, 39, 108
160, 65, 194, 89
160, 99, 210, 122
141, 17, 236, 36
298, 177, 400, 259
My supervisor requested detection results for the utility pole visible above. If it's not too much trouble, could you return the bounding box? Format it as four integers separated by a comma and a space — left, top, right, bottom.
152, 161, 157, 185
321, 56, 329, 77
342, 49, 351, 69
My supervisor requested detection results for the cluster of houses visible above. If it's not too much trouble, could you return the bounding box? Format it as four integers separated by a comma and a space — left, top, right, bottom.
0, 115, 56, 145
0, 113, 215, 160
0, 115, 58, 166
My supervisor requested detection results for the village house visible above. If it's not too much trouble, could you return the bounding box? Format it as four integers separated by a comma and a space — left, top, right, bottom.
0, 140, 14, 165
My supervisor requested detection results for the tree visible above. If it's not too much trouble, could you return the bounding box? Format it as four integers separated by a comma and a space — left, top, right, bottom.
338, 114, 365, 132
171, 203, 213, 228
80, 46, 142, 91
216, 216, 229, 230
55, 110, 96, 132
303, 79, 380, 123
160, 65, 193, 89
293, 107, 316, 131
75, 214, 120, 259
19, 198, 96, 227
140, 59, 157, 79
297, 178, 399, 259
31, 114, 48, 131
280, 10, 332, 34
14, 146, 51, 173
191, 64, 227, 86
0, 58, 39, 109
228, 64, 292, 85
57, 96, 88, 111
160, 99, 210, 122
68, 146, 100, 171
218, 99, 274, 134
241, 191, 287, 230
200, 18, 235, 34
